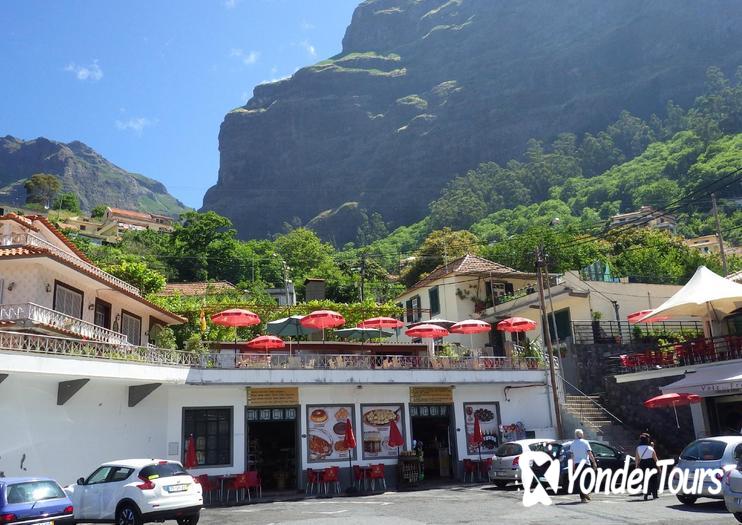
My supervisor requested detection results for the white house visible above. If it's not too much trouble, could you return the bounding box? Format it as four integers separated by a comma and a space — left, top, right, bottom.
0, 213, 184, 345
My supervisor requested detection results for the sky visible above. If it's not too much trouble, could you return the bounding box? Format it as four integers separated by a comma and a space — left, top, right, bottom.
1, 0, 358, 209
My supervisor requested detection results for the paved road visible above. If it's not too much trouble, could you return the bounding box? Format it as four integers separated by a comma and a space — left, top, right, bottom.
198, 485, 737, 525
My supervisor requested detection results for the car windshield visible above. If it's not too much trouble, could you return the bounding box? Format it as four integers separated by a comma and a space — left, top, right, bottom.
680, 440, 726, 461
495, 443, 523, 457
139, 462, 187, 480
6, 481, 65, 504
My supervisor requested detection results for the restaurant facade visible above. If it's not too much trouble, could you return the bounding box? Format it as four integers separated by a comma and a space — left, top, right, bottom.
0, 340, 554, 490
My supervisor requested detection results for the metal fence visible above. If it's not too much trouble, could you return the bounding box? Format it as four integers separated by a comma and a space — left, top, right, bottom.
572, 320, 703, 345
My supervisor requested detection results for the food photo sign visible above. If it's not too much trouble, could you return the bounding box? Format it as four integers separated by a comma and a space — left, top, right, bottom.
360, 404, 404, 459
306, 405, 356, 463
464, 402, 501, 455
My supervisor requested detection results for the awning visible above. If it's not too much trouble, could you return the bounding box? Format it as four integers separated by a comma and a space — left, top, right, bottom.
661, 362, 742, 396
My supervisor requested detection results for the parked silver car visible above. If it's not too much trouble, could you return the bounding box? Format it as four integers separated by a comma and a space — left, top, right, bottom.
675, 436, 742, 505
488, 438, 559, 488
722, 443, 742, 522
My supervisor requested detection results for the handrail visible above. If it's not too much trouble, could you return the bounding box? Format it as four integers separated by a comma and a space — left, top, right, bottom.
1, 232, 141, 296
559, 373, 624, 426
0, 303, 129, 345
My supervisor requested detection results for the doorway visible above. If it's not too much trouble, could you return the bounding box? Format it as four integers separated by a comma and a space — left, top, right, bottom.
245, 407, 298, 491
410, 404, 455, 479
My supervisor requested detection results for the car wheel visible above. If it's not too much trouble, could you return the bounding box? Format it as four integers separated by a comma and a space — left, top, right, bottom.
676, 494, 697, 506
177, 515, 200, 525
734, 512, 742, 523
493, 481, 508, 489
116, 503, 143, 525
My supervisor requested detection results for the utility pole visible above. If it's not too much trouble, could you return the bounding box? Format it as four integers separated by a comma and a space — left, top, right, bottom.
359, 253, 367, 303
711, 193, 728, 275
536, 247, 563, 439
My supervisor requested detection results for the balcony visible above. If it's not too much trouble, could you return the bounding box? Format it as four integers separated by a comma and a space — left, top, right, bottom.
613, 336, 742, 375
572, 320, 703, 345
0, 330, 546, 372
1, 232, 141, 296
0, 303, 130, 345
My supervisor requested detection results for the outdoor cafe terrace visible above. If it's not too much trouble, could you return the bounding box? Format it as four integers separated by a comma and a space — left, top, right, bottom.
0, 331, 546, 371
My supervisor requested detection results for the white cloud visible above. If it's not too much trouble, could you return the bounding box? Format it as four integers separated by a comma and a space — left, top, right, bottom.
300, 20, 315, 31
115, 117, 157, 135
64, 59, 103, 81
230, 48, 259, 66
224, 0, 238, 8
300, 40, 316, 58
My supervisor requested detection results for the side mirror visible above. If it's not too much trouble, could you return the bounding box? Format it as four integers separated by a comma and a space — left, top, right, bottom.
77, 477, 85, 486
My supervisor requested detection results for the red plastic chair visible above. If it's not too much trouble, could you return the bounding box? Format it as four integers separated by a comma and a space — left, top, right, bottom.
194, 475, 216, 505
239, 471, 262, 501
463, 459, 477, 483
306, 469, 319, 495
479, 458, 493, 480
368, 463, 386, 491
321, 466, 340, 495
352, 465, 366, 490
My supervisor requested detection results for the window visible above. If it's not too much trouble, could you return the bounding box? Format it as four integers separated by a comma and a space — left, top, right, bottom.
120, 310, 142, 346
85, 466, 114, 485
428, 286, 440, 316
53, 281, 83, 318
591, 442, 616, 458
6, 480, 65, 504
109, 467, 134, 482
495, 443, 522, 457
395, 302, 404, 322
140, 462, 186, 479
183, 407, 232, 467
410, 295, 421, 323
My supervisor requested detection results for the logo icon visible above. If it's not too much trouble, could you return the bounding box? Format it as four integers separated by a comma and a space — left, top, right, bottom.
519, 449, 561, 507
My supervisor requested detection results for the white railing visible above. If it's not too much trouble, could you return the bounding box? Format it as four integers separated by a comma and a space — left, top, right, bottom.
1, 232, 140, 296
0, 331, 546, 371
0, 303, 130, 345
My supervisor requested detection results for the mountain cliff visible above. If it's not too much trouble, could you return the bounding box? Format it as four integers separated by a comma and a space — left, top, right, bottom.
203, 0, 742, 243
0, 136, 189, 216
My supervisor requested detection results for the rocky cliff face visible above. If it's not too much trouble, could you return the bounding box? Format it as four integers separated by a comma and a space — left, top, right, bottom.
0, 136, 189, 216
204, 0, 742, 243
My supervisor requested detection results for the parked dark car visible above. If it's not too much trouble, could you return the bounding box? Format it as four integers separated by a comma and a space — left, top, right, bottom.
557, 440, 635, 491
0, 477, 74, 524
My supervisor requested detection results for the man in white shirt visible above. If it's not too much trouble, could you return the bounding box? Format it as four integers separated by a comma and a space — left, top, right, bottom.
571, 429, 597, 502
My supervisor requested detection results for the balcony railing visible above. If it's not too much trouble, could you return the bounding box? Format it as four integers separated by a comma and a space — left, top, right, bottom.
1, 232, 141, 296
0, 303, 130, 345
0, 331, 546, 371
572, 320, 703, 345
613, 335, 742, 375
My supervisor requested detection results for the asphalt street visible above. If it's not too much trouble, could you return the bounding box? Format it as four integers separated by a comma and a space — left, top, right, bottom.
197, 484, 736, 525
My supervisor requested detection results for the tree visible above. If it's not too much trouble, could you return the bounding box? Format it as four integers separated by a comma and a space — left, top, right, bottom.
169, 211, 239, 281
103, 259, 166, 295
24, 173, 61, 207
91, 205, 107, 219
52, 192, 81, 213
400, 228, 480, 287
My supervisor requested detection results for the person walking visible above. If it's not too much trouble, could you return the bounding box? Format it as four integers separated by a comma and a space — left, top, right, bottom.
571, 429, 597, 503
635, 433, 659, 500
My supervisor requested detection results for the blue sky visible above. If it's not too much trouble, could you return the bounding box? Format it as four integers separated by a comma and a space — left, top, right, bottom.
1, 0, 357, 209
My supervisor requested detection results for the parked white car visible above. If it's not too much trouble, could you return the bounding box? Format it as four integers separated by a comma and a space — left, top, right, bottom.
675, 437, 742, 505
488, 439, 559, 488
65, 459, 202, 525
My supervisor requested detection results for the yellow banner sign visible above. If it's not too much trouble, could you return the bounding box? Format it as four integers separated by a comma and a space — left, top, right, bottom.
409, 386, 453, 405
246, 387, 299, 407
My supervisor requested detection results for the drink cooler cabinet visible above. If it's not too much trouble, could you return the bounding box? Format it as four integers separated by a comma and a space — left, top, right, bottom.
398, 456, 422, 490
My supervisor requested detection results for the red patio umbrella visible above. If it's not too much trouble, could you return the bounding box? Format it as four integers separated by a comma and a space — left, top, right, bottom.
496, 317, 537, 333
344, 418, 357, 491
405, 324, 450, 338
300, 310, 345, 341
628, 309, 671, 324
184, 434, 197, 470
211, 308, 261, 348
644, 392, 701, 428
451, 320, 492, 350
245, 335, 285, 351
388, 419, 404, 456
359, 316, 404, 341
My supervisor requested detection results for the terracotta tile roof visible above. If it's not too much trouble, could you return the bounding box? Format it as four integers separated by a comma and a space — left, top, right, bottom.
108, 207, 156, 221
407, 253, 526, 292
0, 213, 39, 232
159, 281, 238, 296
0, 246, 44, 257
27, 215, 94, 264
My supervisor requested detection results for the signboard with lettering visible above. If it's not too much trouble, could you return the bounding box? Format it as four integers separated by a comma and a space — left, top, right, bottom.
409, 386, 453, 405
246, 387, 299, 407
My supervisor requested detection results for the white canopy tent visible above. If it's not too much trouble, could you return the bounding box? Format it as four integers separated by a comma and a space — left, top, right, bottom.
638, 266, 742, 335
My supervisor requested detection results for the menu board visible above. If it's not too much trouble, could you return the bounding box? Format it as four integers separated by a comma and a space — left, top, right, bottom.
410, 387, 453, 404
246, 387, 298, 407
306, 405, 356, 463
361, 404, 404, 459
464, 402, 501, 455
